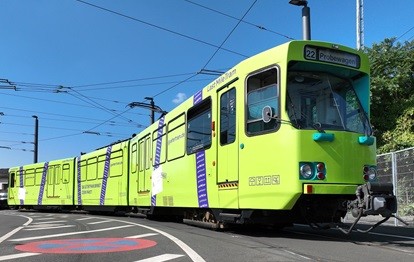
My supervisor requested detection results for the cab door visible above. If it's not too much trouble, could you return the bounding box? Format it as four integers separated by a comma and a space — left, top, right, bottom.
217, 86, 239, 208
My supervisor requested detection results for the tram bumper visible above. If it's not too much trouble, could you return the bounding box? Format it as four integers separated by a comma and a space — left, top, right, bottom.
350, 182, 397, 217
339, 182, 408, 234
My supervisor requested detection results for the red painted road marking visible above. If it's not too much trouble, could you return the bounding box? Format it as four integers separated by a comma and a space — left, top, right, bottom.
15, 238, 157, 254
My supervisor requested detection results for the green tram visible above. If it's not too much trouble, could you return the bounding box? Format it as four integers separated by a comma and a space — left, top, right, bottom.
8, 41, 403, 233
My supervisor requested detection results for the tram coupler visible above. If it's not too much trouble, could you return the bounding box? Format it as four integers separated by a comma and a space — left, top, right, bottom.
338, 182, 408, 234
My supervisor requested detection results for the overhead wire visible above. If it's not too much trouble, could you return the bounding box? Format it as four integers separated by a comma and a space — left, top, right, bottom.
184, 0, 294, 40
395, 25, 414, 42
3, 1, 262, 147
0, 106, 144, 125
201, 0, 258, 70
75, 0, 248, 58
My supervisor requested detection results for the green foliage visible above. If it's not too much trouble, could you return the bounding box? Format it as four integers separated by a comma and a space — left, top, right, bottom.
399, 204, 414, 216
364, 38, 414, 153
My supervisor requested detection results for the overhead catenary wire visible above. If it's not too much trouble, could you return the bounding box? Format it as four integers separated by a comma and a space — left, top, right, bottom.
201, 0, 258, 70
184, 0, 294, 40
395, 25, 414, 42
75, 0, 248, 58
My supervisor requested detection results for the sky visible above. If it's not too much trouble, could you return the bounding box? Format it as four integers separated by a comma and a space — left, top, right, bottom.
1, 0, 414, 168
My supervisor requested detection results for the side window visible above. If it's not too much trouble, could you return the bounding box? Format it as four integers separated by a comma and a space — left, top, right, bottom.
139, 140, 145, 172
47, 166, 54, 185
220, 88, 236, 145
62, 163, 70, 184
138, 135, 150, 171
246, 67, 279, 134
97, 155, 106, 179
187, 98, 212, 154
87, 157, 97, 180
25, 168, 35, 186
55, 165, 61, 185
80, 160, 87, 182
110, 149, 123, 177
10, 172, 15, 188
167, 114, 186, 161
131, 142, 137, 173
35, 168, 43, 185
145, 137, 151, 170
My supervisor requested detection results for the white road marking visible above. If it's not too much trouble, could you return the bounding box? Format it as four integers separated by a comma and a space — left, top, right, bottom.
0, 253, 41, 261
24, 225, 76, 231
134, 254, 185, 262
125, 233, 159, 238
34, 217, 56, 221
0, 215, 33, 244
110, 218, 206, 262
31, 220, 67, 224
9, 225, 134, 242
76, 217, 95, 221
87, 220, 114, 225
284, 249, 312, 260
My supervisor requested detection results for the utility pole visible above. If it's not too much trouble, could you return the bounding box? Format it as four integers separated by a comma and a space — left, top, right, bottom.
145, 97, 155, 124
289, 0, 311, 40
128, 97, 166, 125
356, 0, 364, 50
32, 115, 38, 163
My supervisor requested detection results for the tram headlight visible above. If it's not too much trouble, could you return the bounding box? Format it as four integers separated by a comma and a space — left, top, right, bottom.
363, 165, 377, 181
300, 163, 314, 179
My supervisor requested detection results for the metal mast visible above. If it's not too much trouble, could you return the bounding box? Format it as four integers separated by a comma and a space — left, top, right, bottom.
356, 0, 364, 50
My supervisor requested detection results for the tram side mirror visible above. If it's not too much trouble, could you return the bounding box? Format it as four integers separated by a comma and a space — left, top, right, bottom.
262, 106, 273, 123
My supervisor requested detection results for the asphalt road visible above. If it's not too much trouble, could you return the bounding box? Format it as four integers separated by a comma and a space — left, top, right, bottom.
1, 210, 413, 262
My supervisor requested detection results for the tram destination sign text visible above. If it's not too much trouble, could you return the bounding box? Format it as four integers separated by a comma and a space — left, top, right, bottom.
304, 45, 360, 68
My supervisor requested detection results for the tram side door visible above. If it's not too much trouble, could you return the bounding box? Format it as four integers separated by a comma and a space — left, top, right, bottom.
138, 135, 151, 194
47, 166, 55, 198
216, 86, 239, 208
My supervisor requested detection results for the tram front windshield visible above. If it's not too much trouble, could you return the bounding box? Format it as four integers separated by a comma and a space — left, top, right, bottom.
286, 63, 372, 135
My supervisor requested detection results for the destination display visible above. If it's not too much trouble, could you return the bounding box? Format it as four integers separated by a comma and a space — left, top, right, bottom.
304, 45, 360, 68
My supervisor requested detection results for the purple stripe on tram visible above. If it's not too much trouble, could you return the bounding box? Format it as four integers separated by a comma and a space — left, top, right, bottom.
196, 151, 209, 208
37, 162, 49, 205
77, 156, 82, 205
19, 166, 24, 205
100, 145, 112, 205
193, 90, 203, 105
192, 90, 209, 207
151, 116, 165, 207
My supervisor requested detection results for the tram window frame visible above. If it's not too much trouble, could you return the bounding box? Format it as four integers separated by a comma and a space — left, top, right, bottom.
167, 113, 186, 161
131, 142, 138, 174
25, 168, 35, 187
80, 159, 87, 182
62, 163, 70, 184
87, 157, 97, 181
220, 88, 237, 146
186, 97, 212, 154
245, 66, 280, 135
109, 149, 123, 177
138, 139, 145, 172
10, 172, 15, 188
145, 137, 151, 170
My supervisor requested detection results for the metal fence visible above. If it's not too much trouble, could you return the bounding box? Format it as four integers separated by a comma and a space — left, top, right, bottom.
377, 147, 414, 226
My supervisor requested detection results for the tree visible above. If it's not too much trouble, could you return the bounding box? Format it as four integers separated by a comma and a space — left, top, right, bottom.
364, 38, 414, 153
